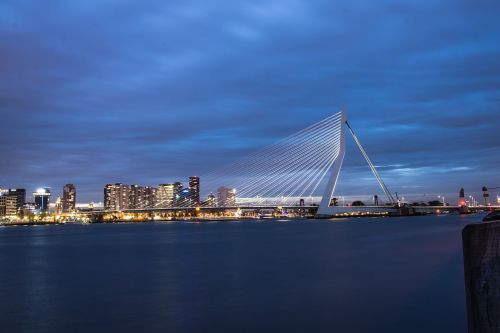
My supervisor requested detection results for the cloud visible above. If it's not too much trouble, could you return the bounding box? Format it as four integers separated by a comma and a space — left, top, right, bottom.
0, 0, 499, 201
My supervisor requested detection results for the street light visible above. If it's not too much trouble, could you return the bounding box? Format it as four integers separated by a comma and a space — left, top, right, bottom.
438, 195, 445, 207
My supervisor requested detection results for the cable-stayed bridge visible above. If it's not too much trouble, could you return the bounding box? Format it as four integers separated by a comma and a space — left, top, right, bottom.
67, 108, 497, 224
8, 108, 493, 224
1, 109, 496, 225
89, 109, 411, 220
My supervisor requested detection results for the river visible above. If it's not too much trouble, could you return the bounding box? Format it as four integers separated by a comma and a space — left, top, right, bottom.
0, 213, 485, 332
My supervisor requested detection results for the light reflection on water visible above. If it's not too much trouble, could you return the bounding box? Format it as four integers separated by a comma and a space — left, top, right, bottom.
0, 214, 486, 333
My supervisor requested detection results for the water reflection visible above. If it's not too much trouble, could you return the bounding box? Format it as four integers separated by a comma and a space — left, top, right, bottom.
0, 214, 485, 333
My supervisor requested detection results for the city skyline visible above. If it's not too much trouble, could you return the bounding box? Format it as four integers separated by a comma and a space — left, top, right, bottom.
1, 181, 496, 208
1, 1, 499, 202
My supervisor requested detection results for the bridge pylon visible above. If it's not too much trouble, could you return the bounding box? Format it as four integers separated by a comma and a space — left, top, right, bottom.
316, 108, 397, 217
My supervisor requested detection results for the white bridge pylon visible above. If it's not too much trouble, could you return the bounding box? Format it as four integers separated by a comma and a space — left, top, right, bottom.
317, 108, 396, 217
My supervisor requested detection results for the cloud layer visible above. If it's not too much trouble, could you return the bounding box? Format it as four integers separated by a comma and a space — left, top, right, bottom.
1, 0, 499, 202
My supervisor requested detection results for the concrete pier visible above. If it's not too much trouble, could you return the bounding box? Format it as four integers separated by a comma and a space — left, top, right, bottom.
463, 221, 500, 333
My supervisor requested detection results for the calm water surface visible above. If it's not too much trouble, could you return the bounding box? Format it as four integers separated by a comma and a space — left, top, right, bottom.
0, 214, 485, 333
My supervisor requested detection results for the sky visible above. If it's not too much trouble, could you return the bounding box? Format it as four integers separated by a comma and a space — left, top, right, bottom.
1, 0, 499, 203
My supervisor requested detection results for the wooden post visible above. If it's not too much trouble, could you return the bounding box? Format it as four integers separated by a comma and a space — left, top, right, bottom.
463, 221, 500, 332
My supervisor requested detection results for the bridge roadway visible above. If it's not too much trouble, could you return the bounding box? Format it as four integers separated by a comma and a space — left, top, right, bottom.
412, 205, 499, 213
80, 205, 318, 216
316, 205, 499, 215
76, 204, 499, 221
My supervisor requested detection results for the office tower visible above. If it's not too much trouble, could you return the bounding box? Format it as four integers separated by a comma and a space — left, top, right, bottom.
129, 185, 145, 209
104, 183, 130, 211
0, 188, 7, 216
0, 194, 6, 216
104, 185, 112, 210
189, 176, 200, 205
5, 196, 18, 216
8, 188, 26, 214
173, 182, 183, 206
34, 188, 51, 213
62, 184, 76, 213
207, 193, 216, 207
217, 187, 236, 207
177, 188, 193, 207
144, 186, 157, 208
55, 196, 63, 214
157, 184, 175, 208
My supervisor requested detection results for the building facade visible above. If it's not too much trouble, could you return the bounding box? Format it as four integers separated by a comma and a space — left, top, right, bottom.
8, 188, 26, 215
217, 187, 236, 207
104, 183, 130, 211
206, 193, 216, 207
55, 197, 63, 214
173, 182, 183, 206
0, 195, 6, 216
5, 196, 19, 216
129, 185, 145, 209
62, 184, 76, 213
177, 188, 193, 207
189, 176, 200, 205
34, 188, 51, 213
157, 184, 175, 208
143, 186, 157, 209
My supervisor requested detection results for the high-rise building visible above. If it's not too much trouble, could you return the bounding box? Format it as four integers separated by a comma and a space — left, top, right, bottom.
104, 184, 113, 210
0, 194, 6, 216
5, 196, 18, 216
206, 193, 216, 207
104, 183, 130, 211
144, 186, 157, 209
157, 184, 175, 208
55, 196, 63, 214
173, 182, 183, 206
176, 188, 193, 207
129, 185, 145, 209
34, 188, 51, 213
217, 187, 236, 207
8, 188, 26, 214
189, 176, 200, 205
62, 184, 76, 213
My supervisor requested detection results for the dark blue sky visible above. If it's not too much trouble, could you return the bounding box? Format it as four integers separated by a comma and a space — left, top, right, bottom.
1, 0, 499, 203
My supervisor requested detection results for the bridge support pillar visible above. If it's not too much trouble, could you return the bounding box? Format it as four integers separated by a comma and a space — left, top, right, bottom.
316, 111, 346, 217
